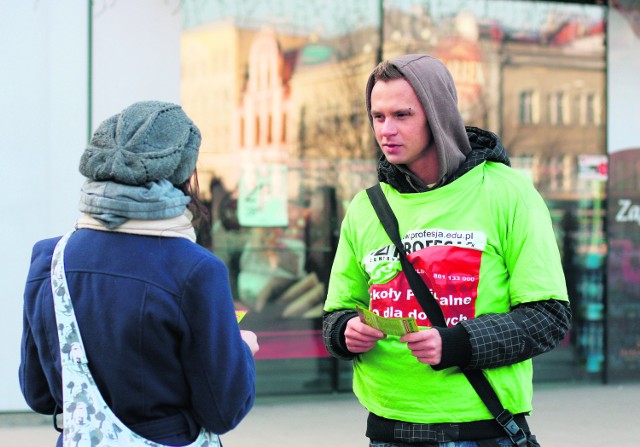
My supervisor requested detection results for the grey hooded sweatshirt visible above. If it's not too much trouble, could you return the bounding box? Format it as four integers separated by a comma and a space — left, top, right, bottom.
365, 54, 511, 192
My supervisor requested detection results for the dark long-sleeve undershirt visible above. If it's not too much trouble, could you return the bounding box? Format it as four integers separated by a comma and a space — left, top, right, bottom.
323, 299, 571, 370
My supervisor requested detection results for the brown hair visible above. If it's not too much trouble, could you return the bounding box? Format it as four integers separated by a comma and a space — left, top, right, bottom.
370, 60, 405, 83
178, 168, 210, 227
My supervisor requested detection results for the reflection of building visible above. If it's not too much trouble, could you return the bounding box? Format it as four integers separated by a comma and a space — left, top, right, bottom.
182, 23, 380, 202
501, 24, 606, 199
181, 21, 258, 197
183, 12, 607, 206
235, 28, 307, 166
379, 10, 607, 204
495, 23, 607, 380
182, 25, 342, 370
288, 40, 378, 202
180, 22, 305, 196
491, 19, 607, 379
180, 7, 610, 387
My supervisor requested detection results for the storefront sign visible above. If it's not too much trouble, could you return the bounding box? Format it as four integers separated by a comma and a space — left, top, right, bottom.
578, 155, 608, 181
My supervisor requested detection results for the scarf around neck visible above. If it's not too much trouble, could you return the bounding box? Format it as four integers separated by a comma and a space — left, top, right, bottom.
75, 212, 197, 242
78, 179, 191, 229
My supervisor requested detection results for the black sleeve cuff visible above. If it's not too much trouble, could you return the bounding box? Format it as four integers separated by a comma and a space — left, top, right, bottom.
431, 323, 472, 370
323, 310, 358, 360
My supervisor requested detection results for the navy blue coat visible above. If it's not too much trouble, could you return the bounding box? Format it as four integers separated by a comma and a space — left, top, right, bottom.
20, 229, 255, 445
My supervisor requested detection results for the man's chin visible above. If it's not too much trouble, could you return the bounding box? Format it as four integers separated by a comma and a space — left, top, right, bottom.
383, 153, 406, 165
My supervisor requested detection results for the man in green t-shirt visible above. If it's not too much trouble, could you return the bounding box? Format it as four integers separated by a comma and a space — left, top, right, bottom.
323, 54, 571, 447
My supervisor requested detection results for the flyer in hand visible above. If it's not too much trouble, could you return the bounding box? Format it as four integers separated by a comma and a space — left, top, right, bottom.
235, 310, 248, 323
357, 305, 419, 336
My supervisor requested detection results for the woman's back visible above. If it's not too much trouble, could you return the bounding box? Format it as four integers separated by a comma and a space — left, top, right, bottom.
21, 218, 255, 445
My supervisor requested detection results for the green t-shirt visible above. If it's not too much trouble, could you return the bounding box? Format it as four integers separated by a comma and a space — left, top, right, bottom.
325, 162, 568, 423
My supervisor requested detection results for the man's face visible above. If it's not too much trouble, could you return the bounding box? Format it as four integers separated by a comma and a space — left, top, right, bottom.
370, 78, 433, 171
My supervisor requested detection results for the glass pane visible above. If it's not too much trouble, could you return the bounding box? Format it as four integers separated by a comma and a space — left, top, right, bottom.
180, 0, 606, 390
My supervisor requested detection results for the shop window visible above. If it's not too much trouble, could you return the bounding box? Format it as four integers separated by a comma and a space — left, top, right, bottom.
177, 0, 607, 392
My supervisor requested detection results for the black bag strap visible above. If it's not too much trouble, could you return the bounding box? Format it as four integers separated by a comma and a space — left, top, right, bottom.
366, 187, 447, 327
366, 183, 528, 447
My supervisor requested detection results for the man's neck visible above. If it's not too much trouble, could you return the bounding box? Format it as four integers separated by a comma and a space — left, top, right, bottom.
396, 164, 442, 192
406, 149, 441, 186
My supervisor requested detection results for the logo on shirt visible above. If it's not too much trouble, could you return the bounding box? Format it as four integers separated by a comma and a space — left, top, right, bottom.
364, 229, 485, 327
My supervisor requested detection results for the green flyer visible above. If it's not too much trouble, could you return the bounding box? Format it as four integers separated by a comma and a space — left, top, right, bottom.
357, 305, 419, 336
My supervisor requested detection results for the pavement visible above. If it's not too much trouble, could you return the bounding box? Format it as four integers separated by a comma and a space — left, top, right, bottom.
2, 382, 639, 446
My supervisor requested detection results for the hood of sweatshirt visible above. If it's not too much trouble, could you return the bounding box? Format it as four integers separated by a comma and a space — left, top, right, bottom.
376, 125, 511, 193
365, 54, 472, 190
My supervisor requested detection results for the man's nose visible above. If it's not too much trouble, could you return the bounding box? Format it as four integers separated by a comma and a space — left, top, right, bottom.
381, 119, 398, 136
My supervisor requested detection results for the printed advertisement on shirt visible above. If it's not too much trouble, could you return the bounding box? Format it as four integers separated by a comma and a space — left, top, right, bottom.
365, 228, 486, 328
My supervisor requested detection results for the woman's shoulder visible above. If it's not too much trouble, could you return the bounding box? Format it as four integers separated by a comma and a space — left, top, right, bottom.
65, 230, 227, 280
142, 234, 230, 280
32, 235, 62, 253
27, 236, 63, 281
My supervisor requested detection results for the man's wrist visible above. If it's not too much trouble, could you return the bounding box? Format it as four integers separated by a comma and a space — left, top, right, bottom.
323, 310, 358, 360
432, 324, 472, 370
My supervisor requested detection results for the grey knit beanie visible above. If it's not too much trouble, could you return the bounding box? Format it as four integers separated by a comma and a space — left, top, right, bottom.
79, 101, 201, 186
